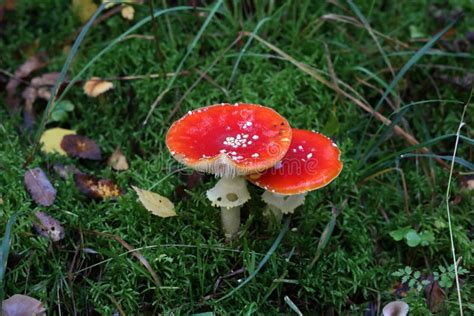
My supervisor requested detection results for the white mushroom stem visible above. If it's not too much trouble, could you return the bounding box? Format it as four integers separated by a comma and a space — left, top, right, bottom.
220, 206, 241, 240
206, 176, 250, 240
262, 191, 307, 217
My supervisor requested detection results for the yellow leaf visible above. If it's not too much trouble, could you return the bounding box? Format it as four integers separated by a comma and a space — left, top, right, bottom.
83, 77, 114, 97
72, 0, 98, 24
39, 128, 76, 155
132, 186, 176, 218
121, 5, 135, 21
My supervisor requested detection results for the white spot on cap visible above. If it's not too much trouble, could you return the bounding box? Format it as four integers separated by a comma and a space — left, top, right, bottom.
251, 153, 259, 158
252, 135, 259, 140
307, 153, 313, 159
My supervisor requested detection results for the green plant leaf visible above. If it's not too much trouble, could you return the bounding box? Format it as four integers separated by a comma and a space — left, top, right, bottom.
404, 266, 412, 275
389, 227, 411, 241
420, 231, 435, 246
405, 230, 421, 247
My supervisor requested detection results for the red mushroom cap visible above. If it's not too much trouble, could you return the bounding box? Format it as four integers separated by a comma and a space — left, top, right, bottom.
247, 129, 342, 195
166, 103, 292, 176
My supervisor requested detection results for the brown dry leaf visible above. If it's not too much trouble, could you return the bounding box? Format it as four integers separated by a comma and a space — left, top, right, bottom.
2, 294, 46, 316
5, 53, 47, 112
121, 5, 134, 20
33, 211, 65, 242
107, 146, 129, 171
39, 128, 76, 155
21, 86, 38, 130
31, 72, 60, 87
72, 0, 98, 24
132, 186, 176, 218
21, 86, 37, 107
83, 77, 114, 97
425, 279, 445, 313
61, 134, 102, 160
24, 168, 56, 207
36, 87, 52, 100
75, 173, 122, 200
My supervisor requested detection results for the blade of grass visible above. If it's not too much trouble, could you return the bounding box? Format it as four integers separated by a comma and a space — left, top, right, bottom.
227, 17, 271, 90
30, 3, 106, 160
0, 212, 21, 307
143, 0, 224, 125
308, 202, 345, 270
364, 100, 464, 162
444, 89, 472, 316
284, 296, 303, 316
400, 154, 473, 170
360, 134, 474, 177
356, 18, 459, 164
215, 216, 290, 302
166, 33, 243, 120
52, 6, 205, 113
246, 32, 450, 170
346, 0, 395, 79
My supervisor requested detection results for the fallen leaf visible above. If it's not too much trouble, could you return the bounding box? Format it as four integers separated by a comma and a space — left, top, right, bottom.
30, 72, 60, 87
39, 128, 76, 155
83, 77, 114, 97
24, 168, 56, 206
18, 72, 62, 129
6, 53, 47, 112
72, 0, 98, 24
36, 87, 52, 100
132, 186, 176, 218
2, 294, 46, 316
107, 146, 129, 171
425, 277, 445, 313
121, 5, 134, 20
21, 86, 38, 131
21, 86, 37, 107
33, 211, 65, 242
75, 173, 122, 200
61, 134, 102, 160
53, 163, 81, 180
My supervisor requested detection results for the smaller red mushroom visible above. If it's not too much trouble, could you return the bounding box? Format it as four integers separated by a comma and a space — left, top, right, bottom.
166, 103, 292, 239
247, 129, 342, 221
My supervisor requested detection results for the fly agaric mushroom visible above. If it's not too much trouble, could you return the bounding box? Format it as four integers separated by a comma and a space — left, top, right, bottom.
166, 103, 292, 239
247, 129, 342, 221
